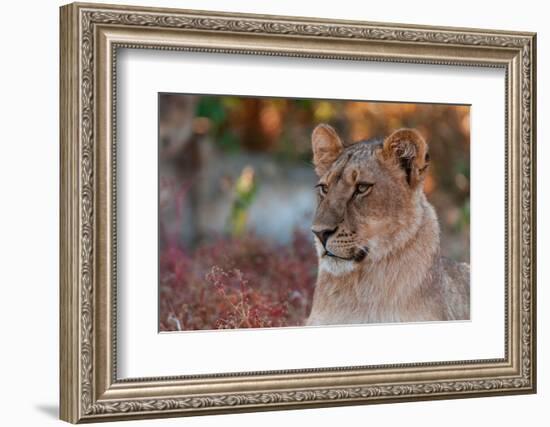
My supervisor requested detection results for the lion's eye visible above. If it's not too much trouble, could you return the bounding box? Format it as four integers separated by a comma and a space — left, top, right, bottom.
355, 183, 373, 195
317, 184, 328, 196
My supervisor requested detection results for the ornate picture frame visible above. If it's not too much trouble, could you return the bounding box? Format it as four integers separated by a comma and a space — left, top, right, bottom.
60, 2, 536, 423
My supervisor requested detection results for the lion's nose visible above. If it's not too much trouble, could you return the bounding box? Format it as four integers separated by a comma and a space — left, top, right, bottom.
312, 227, 337, 246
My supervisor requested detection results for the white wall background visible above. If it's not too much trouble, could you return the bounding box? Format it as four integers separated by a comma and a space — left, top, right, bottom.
0, 0, 545, 425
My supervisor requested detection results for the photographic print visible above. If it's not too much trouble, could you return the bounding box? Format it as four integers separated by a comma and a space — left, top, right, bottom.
158, 94, 471, 331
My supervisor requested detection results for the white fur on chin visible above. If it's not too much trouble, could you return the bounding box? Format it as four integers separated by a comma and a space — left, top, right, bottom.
314, 236, 357, 276
319, 256, 357, 276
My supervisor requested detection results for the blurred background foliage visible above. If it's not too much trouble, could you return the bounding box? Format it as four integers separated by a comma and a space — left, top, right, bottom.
158, 94, 470, 331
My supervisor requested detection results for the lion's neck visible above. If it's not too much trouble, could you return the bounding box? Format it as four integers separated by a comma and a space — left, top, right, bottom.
309, 197, 442, 325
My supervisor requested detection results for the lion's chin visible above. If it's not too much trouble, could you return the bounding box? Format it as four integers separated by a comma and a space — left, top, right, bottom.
323, 247, 369, 263
318, 247, 368, 276
319, 255, 357, 276
314, 238, 369, 263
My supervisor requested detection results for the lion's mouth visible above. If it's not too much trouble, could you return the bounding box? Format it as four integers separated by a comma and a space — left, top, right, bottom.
323, 247, 369, 262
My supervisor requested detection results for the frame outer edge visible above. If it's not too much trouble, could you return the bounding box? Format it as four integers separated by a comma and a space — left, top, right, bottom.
69, 1, 536, 37
529, 33, 537, 393
60, 3, 81, 424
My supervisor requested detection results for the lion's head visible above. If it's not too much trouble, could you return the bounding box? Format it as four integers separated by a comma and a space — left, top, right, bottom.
310, 124, 431, 267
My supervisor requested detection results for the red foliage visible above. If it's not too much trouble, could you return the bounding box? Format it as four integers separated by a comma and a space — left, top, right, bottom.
159, 231, 317, 331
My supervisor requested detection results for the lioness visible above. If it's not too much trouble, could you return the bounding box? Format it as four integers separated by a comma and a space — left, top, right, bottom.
307, 124, 470, 325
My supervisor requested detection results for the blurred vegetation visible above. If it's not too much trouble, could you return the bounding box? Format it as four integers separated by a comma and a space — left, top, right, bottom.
227, 166, 258, 237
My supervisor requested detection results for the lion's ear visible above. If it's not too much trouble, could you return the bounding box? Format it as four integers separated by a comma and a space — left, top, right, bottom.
312, 124, 344, 176
381, 128, 430, 187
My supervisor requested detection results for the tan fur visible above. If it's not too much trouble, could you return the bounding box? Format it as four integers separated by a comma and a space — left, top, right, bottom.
307, 125, 470, 325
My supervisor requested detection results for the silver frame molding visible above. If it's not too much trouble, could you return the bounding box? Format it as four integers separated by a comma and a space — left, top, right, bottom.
60, 2, 536, 423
